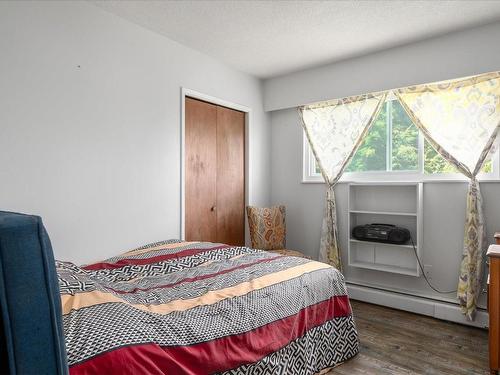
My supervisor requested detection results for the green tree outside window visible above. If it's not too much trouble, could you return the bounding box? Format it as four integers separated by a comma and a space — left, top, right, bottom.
335, 99, 493, 174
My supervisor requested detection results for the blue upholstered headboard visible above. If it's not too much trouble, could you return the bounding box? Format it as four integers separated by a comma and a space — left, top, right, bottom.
0, 211, 68, 375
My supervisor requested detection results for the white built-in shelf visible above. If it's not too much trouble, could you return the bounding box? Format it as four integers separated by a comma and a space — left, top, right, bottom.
348, 261, 419, 277
347, 182, 423, 277
349, 238, 414, 249
349, 210, 417, 217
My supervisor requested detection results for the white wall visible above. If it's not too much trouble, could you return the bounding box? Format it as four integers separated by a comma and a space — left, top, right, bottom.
264, 21, 500, 111
0, 1, 271, 264
267, 22, 500, 316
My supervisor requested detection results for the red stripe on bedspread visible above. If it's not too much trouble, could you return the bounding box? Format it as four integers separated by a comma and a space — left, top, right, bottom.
69, 295, 351, 375
82, 245, 230, 271
106, 255, 284, 295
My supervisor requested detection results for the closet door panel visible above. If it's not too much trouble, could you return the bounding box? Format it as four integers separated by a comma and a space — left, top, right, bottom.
185, 97, 217, 242
216, 106, 245, 246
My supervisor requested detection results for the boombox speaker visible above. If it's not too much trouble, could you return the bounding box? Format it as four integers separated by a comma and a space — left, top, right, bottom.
352, 223, 410, 245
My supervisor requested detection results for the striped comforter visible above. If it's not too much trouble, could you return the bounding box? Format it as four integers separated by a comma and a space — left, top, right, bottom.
57, 240, 359, 374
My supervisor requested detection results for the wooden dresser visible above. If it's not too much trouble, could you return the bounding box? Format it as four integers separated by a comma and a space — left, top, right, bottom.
488, 233, 500, 374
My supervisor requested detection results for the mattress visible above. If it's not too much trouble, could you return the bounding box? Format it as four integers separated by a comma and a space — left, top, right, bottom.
57, 240, 359, 374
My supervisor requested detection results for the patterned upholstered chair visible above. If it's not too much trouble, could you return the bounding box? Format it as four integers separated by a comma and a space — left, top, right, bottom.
246, 205, 309, 259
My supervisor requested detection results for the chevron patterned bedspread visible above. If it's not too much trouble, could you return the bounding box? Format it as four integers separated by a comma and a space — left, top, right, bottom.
56, 240, 359, 374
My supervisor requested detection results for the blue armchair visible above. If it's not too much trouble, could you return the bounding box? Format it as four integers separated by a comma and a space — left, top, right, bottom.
0, 211, 68, 374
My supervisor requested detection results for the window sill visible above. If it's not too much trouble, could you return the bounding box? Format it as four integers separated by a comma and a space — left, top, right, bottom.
302, 176, 500, 184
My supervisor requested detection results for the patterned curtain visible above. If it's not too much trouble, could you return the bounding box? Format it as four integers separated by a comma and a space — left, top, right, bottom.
298, 93, 387, 270
396, 72, 500, 319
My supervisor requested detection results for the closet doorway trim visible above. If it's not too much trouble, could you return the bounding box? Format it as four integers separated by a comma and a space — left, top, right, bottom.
180, 87, 251, 241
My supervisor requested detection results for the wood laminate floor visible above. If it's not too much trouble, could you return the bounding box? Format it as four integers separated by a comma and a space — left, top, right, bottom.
329, 300, 489, 375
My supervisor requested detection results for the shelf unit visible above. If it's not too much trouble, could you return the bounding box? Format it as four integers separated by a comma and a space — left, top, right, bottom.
347, 182, 423, 277
349, 210, 417, 217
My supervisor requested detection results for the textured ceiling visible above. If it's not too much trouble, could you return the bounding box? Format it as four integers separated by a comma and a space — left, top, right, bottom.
91, 1, 500, 78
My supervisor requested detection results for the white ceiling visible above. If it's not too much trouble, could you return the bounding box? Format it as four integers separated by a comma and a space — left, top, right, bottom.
92, 0, 500, 79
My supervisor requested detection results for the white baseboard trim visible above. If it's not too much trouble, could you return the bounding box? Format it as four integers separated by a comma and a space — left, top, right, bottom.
347, 283, 489, 329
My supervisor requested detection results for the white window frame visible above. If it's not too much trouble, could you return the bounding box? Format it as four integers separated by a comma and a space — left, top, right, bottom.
302, 98, 500, 183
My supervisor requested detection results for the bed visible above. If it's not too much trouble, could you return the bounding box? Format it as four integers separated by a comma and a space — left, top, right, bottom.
0, 211, 359, 375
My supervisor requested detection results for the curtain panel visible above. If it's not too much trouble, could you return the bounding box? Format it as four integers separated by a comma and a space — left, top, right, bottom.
396, 72, 500, 319
298, 71, 500, 319
299, 94, 387, 270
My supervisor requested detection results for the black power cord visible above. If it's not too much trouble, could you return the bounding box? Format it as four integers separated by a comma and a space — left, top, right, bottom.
410, 235, 457, 294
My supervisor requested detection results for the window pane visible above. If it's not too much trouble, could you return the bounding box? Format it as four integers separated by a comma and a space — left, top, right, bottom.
391, 100, 418, 171
346, 104, 387, 172
424, 140, 492, 174
424, 141, 458, 174
483, 159, 492, 173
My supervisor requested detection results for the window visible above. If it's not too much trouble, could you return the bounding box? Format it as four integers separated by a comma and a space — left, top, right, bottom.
303, 98, 499, 182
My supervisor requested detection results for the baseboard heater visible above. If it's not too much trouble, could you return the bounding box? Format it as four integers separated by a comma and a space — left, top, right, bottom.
346, 281, 488, 329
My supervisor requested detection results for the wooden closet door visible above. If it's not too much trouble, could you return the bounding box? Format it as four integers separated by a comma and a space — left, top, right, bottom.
185, 97, 217, 242
216, 106, 245, 246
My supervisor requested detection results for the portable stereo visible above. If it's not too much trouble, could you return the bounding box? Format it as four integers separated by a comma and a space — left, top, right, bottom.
352, 223, 410, 245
